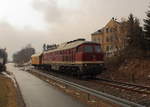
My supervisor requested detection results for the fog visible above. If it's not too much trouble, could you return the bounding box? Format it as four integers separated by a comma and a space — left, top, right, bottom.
0, 0, 148, 60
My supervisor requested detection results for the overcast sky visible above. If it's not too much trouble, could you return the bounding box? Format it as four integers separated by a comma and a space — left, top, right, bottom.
0, 0, 149, 60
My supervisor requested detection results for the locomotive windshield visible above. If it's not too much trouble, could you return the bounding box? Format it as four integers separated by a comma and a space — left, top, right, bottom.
77, 44, 101, 53
84, 45, 93, 53
95, 45, 101, 53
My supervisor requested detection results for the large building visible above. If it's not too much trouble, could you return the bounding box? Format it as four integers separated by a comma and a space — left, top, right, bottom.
91, 18, 127, 57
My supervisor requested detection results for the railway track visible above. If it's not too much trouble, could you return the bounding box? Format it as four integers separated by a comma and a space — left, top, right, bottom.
96, 78, 150, 95
26, 69, 145, 107
28, 67, 150, 95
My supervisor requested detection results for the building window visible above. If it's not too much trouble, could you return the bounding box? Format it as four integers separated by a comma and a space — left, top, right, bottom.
106, 46, 109, 51
96, 39, 98, 43
106, 37, 109, 42
109, 46, 113, 51
113, 28, 116, 31
110, 28, 113, 32
112, 35, 115, 41
110, 35, 113, 42
101, 38, 104, 43
106, 28, 109, 33
94, 38, 100, 43
93, 38, 96, 42
93, 38, 97, 42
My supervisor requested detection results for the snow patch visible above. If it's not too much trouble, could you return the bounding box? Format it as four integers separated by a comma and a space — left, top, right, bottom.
2, 72, 17, 88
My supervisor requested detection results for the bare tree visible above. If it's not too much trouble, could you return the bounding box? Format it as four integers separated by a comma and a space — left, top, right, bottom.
144, 6, 150, 51
13, 44, 35, 64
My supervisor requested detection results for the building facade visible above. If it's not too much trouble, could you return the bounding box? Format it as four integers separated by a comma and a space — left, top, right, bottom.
91, 18, 127, 57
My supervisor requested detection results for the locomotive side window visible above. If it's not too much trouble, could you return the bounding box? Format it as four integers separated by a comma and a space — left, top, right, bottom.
95, 45, 101, 53
84, 45, 93, 53
77, 46, 83, 52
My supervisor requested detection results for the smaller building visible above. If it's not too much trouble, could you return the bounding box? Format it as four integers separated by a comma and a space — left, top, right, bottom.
91, 18, 126, 57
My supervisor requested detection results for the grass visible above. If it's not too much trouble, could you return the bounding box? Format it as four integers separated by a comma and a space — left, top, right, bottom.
0, 76, 9, 107
0, 75, 17, 107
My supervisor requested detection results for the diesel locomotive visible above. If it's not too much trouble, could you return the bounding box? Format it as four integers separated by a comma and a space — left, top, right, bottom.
0, 49, 7, 72
31, 39, 104, 78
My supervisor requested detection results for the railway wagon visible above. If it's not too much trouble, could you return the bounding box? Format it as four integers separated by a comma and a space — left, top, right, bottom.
31, 53, 43, 68
31, 39, 104, 77
0, 49, 7, 72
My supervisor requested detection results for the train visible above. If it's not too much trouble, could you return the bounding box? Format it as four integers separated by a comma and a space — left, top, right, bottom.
0, 49, 7, 72
31, 39, 104, 78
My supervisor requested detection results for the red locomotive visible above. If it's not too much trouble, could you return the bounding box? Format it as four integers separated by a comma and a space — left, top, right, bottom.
31, 39, 104, 78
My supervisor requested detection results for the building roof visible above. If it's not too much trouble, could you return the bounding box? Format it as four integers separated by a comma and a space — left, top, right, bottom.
91, 29, 103, 35
91, 18, 121, 36
105, 18, 121, 27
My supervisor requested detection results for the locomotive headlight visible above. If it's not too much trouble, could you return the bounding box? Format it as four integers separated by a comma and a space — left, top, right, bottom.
99, 63, 104, 66
84, 64, 87, 66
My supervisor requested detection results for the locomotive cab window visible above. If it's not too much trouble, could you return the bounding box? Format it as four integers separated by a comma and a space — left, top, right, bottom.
84, 45, 93, 53
95, 45, 101, 53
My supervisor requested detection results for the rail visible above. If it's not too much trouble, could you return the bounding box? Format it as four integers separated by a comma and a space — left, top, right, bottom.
30, 70, 145, 107
96, 78, 150, 94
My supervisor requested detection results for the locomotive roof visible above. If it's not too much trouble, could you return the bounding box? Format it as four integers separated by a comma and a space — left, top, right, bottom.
31, 40, 99, 57
44, 40, 98, 54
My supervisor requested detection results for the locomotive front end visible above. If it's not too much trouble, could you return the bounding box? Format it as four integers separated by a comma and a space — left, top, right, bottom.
75, 42, 104, 76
